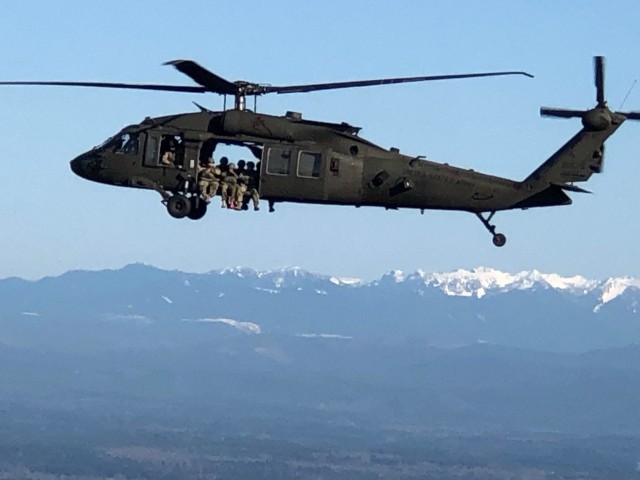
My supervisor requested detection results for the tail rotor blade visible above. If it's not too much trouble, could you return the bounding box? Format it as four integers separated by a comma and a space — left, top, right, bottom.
594, 56, 605, 106
540, 107, 585, 119
619, 111, 640, 121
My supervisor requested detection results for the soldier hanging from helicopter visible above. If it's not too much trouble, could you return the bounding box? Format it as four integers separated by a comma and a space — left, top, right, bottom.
197, 157, 221, 204
232, 158, 261, 211
196, 141, 262, 211
218, 157, 239, 209
243, 161, 260, 211
235, 163, 249, 210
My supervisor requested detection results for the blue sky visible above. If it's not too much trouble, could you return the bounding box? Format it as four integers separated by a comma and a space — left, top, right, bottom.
1, 1, 639, 280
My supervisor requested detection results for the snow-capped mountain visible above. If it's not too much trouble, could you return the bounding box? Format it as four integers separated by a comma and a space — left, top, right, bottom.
208, 265, 632, 299
2, 264, 640, 352
378, 267, 600, 299
208, 265, 635, 308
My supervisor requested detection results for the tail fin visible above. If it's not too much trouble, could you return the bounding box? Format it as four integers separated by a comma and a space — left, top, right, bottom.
520, 56, 640, 207
517, 123, 620, 209
525, 56, 626, 189
523, 126, 612, 188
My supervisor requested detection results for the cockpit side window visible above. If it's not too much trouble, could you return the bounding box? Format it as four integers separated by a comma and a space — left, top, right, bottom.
115, 132, 139, 155
142, 133, 185, 167
144, 135, 160, 166
159, 135, 184, 167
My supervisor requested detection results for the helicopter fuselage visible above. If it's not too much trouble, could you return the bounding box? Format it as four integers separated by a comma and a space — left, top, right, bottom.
71, 109, 536, 215
6, 56, 633, 246
69, 94, 629, 250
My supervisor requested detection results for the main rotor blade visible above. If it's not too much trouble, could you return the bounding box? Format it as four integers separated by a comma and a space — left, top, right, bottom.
594, 56, 605, 106
540, 107, 585, 118
0, 80, 206, 93
258, 71, 534, 95
164, 60, 238, 95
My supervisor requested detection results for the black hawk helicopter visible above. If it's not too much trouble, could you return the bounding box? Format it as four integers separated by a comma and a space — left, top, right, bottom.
2, 56, 637, 246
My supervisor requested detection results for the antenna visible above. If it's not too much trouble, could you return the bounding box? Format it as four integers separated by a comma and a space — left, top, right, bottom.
619, 79, 637, 110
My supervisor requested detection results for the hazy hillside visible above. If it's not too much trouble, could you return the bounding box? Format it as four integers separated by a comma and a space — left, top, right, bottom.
3, 265, 640, 478
2, 264, 640, 436
2, 264, 640, 352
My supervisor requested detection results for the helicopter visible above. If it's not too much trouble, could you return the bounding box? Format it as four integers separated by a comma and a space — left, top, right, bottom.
2, 56, 638, 247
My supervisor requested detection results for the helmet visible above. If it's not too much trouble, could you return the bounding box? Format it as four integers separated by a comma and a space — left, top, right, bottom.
228, 163, 236, 170
247, 161, 255, 169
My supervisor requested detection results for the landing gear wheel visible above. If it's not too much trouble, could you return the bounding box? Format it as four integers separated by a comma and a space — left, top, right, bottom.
167, 194, 191, 219
475, 212, 507, 247
188, 197, 208, 220
492, 233, 507, 247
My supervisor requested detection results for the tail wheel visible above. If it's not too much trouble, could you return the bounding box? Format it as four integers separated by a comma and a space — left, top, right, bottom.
492, 233, 507, 247
167, 194, 191, 219
188, 197, 208, 220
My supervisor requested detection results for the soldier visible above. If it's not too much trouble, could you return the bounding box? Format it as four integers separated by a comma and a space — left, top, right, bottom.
220, 161, 238, 208
197, 158, 221, 203
244, 161, 260, 211
160, 136, 176, 166
235, 165, 249, 211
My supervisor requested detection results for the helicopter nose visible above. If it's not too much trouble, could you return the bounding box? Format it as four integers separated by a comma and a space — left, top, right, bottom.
69, 156, 84, 177
70, 152, 102, 181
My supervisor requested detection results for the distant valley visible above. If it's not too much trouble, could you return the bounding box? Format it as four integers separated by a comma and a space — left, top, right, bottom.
2, 265, 640, 479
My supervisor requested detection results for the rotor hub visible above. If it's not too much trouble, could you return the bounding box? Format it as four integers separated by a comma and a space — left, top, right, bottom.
581, 107, 612, 131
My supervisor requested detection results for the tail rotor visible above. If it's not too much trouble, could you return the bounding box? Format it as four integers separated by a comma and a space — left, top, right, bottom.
540, 56, 640, 128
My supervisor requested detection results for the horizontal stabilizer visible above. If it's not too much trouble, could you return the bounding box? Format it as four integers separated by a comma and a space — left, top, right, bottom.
513, 185, 572, 209
551, 183, 592, 194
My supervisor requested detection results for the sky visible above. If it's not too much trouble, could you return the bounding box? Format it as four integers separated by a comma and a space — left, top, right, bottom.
1, 1, 639, 281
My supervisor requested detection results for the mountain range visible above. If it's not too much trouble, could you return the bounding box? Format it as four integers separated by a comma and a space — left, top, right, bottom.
2, 264, 640, 439
2, 264, 640, 352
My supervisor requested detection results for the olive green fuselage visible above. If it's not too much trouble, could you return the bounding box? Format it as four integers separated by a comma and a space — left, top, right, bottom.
73, 109, 578, 214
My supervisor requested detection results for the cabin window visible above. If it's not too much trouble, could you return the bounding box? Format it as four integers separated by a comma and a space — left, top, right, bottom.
266, 147, 291, 175
144, 135, 159, 165
115, 132, 139, 156
297, 151, 322, 178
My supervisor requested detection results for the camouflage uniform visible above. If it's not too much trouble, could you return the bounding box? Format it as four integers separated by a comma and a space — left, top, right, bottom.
235, 171, 249, 210
220, 162, 238, 208
198, 161, 221, 202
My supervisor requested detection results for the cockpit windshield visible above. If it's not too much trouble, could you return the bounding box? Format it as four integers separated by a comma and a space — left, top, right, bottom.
95, 130, 139, 155
94, 134, 117, 150
115, 132, 139, 155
